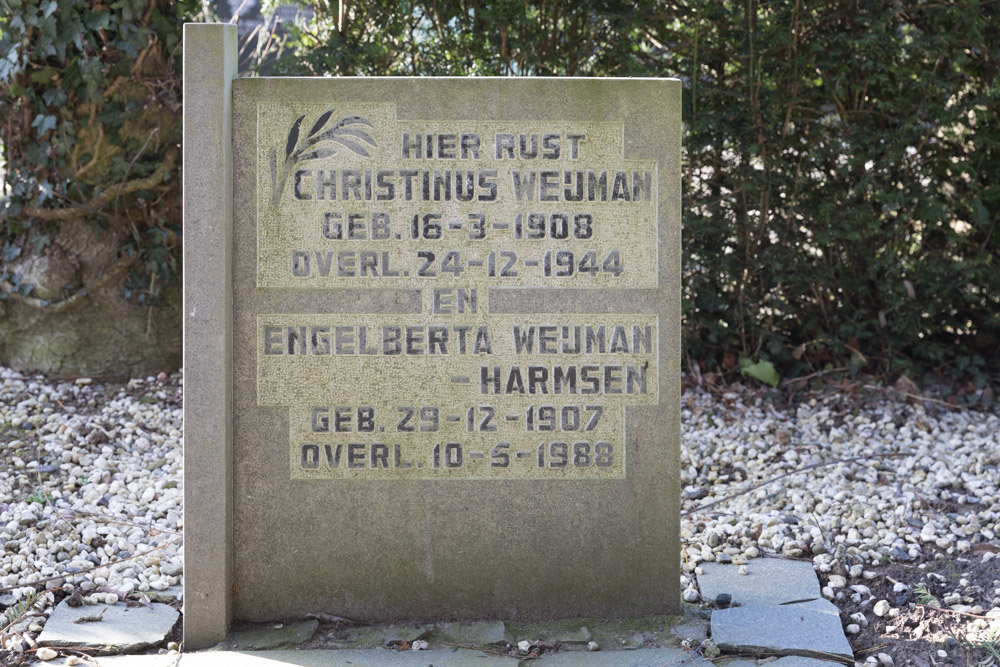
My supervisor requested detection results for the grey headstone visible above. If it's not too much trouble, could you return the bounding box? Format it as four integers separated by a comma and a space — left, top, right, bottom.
697, 560, 822, 606
184, 24, 682, 646
36, 600, 179, 653
710, 600, 853, 660
182, 22, 238, 650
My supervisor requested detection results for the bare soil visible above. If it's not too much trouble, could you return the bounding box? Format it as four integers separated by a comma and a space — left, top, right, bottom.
823, 546, 1000, 667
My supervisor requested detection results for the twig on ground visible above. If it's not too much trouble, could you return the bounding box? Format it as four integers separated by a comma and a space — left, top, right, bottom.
682, 453, 909, 516
863, 384, 956, 409
857, 644, 892, 654
62, 509, 181, 537
442, 641, 528, 658
782, 366, 848, 386
916, 604, 995, 620
0, 537, 181, 593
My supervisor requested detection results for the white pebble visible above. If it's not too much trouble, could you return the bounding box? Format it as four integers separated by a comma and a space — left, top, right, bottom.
517, 640, 531, 652
37, 647, 58, 661
845, 624, 860, 634
587, 641, 599, 651
877, 653, 894, 666
410, 640, 428, 650
873, 599, 891, 616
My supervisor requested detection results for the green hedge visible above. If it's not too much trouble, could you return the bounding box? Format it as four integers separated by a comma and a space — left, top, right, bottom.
267, 1, 1000, 386
0, 0, 199, 308
4, 1, 997, 385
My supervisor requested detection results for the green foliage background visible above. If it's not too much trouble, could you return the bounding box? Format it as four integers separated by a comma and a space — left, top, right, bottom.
0, 0, 198, 308
2, 0, 997, 387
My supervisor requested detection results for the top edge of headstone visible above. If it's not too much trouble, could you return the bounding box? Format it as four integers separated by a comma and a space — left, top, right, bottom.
234, 75, 681, 83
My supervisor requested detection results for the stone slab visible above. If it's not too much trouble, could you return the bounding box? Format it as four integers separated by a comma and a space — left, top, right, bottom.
93, 649, 509, 666
710, 601, 853, 661
227, 76, 682, 625
508, 616, 679, 651
769, 657, 850, 667
36, 600, 179, 652
533, 648, 711, 666
670, 619, 709, 642
428, 620, 512, 645
697, 560, 822, 606
146, 585, 183, 603
227, 619, 319, 649
182, 22, 238, 650
338, 623, 434, 647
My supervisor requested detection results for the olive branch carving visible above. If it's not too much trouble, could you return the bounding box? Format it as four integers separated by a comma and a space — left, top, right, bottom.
269, 109, 377, 207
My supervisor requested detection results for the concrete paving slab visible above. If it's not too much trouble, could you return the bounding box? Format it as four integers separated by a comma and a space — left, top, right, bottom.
37, 600, 179, 653
769, 656, 850, 667
428, 619, 513, 645
227, 619, 319, 649
711, 601, 853, 661
778, 598, 840, 616
88, 648, 515, 665
670, 619, 709, 642
698, 560, 822, 606
532, 648, 712, 666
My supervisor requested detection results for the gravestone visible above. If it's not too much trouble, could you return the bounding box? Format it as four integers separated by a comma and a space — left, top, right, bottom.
183, 23, 681, 649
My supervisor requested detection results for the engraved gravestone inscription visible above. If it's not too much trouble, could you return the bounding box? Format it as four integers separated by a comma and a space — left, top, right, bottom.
254, 105, 660, 481
183, 23, 680, 649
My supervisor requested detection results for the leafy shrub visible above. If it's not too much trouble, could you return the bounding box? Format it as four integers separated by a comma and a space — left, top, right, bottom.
0, 0, 199, 309
262, 0, 1000, 384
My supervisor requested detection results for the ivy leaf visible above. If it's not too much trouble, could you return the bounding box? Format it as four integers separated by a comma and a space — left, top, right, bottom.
739, 356, 780, 388
2, 242, 22, 263
31, 113, 57, 135
30, 67, 57, 84
78, 57, 103, 101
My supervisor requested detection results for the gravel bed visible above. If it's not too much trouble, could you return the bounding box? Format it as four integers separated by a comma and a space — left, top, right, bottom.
679, 381, 999, 573
0, 367, 998, 664
0, 366, 182, 658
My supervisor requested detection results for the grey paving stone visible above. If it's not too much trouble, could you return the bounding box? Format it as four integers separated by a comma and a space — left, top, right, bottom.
36, 600, 179, 653
339, 623, 434, 647
769, 656, 850, 667
428, 619, 513, 645
227, 619, 318, 649
698, 560, 822, 606
779, 598, 840, 616
533, 648, 712, 666
670, 619, 709, 642
146, 585, 182, 603
94, 648, 513, 666
716, 660, 758, 667
711, 600, 853, 661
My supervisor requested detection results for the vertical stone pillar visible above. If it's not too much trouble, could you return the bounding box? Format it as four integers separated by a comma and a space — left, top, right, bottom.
182, 23, 237, 649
